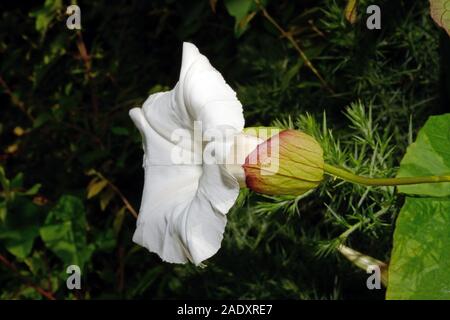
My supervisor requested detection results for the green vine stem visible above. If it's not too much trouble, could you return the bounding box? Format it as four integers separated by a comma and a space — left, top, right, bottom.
323, 163, 450, 186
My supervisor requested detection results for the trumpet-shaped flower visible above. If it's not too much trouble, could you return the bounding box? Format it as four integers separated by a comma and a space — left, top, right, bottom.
129, 42, 259, 265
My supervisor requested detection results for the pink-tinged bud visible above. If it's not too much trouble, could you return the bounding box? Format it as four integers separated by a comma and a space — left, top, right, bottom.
243, 129, 324, 196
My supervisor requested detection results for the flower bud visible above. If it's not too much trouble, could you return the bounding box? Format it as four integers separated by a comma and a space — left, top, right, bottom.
243, 129, 324, 195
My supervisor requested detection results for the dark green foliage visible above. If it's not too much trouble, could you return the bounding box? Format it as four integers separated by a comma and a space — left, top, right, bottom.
0, 0, 445, 299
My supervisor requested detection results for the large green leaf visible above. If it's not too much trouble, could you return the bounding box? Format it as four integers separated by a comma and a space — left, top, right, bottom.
39, 195, 93, 269
397, 114, 450, 197
388, 114, 450, 299
387, 197, 450, 299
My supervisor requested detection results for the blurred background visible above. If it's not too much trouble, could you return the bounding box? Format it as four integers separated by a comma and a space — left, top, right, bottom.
0, 0, 448, 299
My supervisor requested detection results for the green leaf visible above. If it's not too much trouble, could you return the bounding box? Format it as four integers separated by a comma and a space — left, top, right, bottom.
10, 172, 24, 189
39, 195, 92, 268
430, 0, 450, 37
29, 0, 63, 37
0, 226, 39, 260
389, 114, 450, 299
387, 197, 450, 299
397, 114, 450, 197
224, 0, 261, 37
24, 251, 46, 276
224, 0, 253, 22
0, 198, 43, 260
20, 183, 41, 196
32, 113, 51, 129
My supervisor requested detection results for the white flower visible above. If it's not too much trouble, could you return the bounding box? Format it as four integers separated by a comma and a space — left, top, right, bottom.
129, 42, 260, 265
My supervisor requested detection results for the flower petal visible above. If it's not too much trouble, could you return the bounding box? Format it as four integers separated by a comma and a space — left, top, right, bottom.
180, 43, 244, 132
132, 163, 238, 264
132, 165, 201, 263
130, 42, 245, 265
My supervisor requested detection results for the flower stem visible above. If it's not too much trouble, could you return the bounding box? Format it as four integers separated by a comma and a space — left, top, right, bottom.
323, 163, 450, 186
